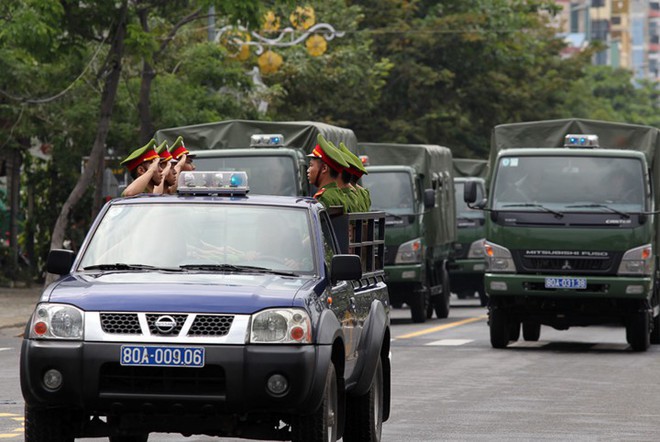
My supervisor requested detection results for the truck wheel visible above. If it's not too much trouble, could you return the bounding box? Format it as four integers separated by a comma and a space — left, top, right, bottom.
478, 286, 488, 307
489, 308, 510, 349
509, 321, 520, 342
651, 313, 660, 345
523, 322, 541, 341
410, 289, 427, 323
433, 266, 451, 319
343, 357, 384, 442
627, 312, 650, 352
293, 362, 339, 442
25, 404, 74, 442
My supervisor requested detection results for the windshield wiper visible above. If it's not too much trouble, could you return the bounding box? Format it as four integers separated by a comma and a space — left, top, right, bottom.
83, 263, 181, 271
565, 204, 631, 219
180, 264, 298, 277
501, 203, 564, 218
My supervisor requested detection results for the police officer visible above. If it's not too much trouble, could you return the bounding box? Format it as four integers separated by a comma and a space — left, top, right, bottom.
154, 140, 179, 194
307, 134, 351, 211
120, 139, 164, 196
169, 136, 196, 172
339, 141, 371, 211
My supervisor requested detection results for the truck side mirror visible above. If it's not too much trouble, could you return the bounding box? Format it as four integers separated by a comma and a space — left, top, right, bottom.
46, 249, 76, 275
423, 189, 435, 209
330, 254, 362, 285
464, 181, 477, 204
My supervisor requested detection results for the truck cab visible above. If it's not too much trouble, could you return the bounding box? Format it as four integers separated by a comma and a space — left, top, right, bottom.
21, 171, 390, 441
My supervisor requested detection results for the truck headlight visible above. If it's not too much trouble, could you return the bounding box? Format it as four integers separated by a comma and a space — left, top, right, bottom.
617, 244, 653, 276
29, 303, 84, 340
249, 309, 312, 344
395, 238, 423, 264
484, 241, 515, 273
467, 238, 486, 258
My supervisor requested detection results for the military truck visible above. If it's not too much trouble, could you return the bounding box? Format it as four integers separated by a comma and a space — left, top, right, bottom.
155, 120, 358, 197
358, 143, 457, 323
464, 118, 660, 351
450, 159, 488, 306
21, 171, 390, 441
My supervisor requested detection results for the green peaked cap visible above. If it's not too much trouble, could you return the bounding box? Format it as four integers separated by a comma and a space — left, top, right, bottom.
120, 139, 158, 168
317, 134, 349, 168
155, 140, 169, 155
339, 142, 368, 175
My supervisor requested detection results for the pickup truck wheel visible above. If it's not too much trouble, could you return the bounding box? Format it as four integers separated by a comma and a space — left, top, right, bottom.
522, 322, 541, 341
293, 362, 338, 442
410, 289, 427, 323
627, 312, 650, 352
24, 405, 74, 442
490, 308, 510, 349
343, 357, 384, 442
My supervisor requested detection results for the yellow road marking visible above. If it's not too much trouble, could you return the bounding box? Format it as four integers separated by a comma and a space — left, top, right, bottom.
395, 315, 487, 339
0, 435, 21, 439
0, 415, 17, 418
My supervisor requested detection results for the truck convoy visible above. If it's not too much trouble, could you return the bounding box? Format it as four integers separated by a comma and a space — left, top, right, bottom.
21, 171, 391, 441
451, 159, 488, 306
464, 118, 660, 351
155, 120, 358, 197
358, 143, 457, 323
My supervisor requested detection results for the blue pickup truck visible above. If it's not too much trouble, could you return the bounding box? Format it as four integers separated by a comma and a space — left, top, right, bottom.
20, 172, 390, 442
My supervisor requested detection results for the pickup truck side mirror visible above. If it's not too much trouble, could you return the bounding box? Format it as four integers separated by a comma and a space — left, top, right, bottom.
464, 181, 477, 204
423, 188, 435, 209
46, 249, 76, 275
330, 254, 362, 285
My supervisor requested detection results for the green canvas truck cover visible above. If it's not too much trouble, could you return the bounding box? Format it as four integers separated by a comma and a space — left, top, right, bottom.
154, 119, 358, 154
358, 142, 457, 248
490, 117, 660, 247
453, 158, 488, 178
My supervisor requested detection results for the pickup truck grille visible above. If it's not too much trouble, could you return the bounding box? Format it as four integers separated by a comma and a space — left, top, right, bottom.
99, 363, 225, 396
514, 251, 619, 275
99, 313, 235, 337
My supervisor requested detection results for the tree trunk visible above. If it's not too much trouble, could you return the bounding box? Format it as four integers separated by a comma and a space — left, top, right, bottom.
138, 7, 155, 145
44, 2, 128, 287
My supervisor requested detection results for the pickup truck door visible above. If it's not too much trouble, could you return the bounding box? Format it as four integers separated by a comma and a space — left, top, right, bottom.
319, 212, 359, 378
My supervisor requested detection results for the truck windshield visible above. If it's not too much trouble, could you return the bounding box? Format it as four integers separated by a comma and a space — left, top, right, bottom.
491, 155, 645, 211
194, 156, 298, 196
79, 204, 315, 275
455, 181, 484, 219
362, 171, 414, 214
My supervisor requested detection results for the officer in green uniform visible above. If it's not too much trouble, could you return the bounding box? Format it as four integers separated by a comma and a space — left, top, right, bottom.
339, 142, 371, 211
154, 140, 178, 194
307, 134, 351, 211
120, 139, 163, 196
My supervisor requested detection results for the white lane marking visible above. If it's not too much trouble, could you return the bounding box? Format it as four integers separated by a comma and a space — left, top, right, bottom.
591, 343, 629, 351
508, 341, 547, 348
0, 348, 11, 352
426, 339, 473, 346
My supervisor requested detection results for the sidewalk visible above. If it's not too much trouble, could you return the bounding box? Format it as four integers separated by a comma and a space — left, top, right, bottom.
0, 286, 42, 330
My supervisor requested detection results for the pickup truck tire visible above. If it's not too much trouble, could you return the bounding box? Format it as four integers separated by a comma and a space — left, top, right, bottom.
24, 405, 74, 442
627, 312, 650, 352
490, 308, 510, 349
343, 356, 384, 442
293, 362, 338, 442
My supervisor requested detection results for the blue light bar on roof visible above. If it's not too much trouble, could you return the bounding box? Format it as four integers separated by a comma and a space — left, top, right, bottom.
564, 134, 599, 148
250, 134, 284, 147
177, 171, 249, 196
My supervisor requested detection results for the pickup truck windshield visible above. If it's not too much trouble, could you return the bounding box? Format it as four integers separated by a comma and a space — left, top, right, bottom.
491, 155, 645, 212
79, 204, 315, 274
362, 171, 414, 215
194, 156, 298, 196
455, 181, 484, 219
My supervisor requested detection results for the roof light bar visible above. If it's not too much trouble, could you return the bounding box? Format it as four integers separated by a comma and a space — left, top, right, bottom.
564, 134, 599, 148
177, 171, 249, 196
250, 134, 284, 147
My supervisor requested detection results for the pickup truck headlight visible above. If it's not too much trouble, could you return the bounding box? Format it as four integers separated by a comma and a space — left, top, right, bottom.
249, 309, 312, 344
395, 238, 423, 264
484, 241, 515, 273
617, 244, 653, 276
467, 238, 486, 258
29, 303, 84, 340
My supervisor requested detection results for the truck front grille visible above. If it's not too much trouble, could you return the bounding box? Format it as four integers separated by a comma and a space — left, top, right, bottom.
146, 314, 187, 336
188, 315, 234, 336
99, 363, 225, 396
515, 251, 619, 275
100, 313, 141, 334
99, 313, 235, 337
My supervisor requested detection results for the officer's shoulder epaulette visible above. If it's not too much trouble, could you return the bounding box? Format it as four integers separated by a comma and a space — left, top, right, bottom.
314, 188, 327, 199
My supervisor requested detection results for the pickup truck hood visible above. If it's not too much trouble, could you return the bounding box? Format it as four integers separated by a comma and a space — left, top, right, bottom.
44, 272, 315, 314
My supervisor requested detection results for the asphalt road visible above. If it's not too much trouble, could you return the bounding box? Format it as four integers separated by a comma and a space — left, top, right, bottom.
2, 295, 659, 441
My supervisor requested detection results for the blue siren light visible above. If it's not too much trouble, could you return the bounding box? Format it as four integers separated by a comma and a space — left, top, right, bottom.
177, 171, 249, 196
250, 134, 285, 147
563, 134, 599, 148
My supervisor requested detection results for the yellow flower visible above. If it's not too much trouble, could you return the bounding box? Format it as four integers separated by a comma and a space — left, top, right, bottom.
290, 6, 315, 30
258, 50, 283, 74
219, 29, 251, 60
262, 10, 280, 33
306, 34, 327, 57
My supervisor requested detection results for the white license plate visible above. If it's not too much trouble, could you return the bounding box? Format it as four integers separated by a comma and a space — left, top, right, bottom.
544, 277, 587, 289
120, 345, 205, 368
